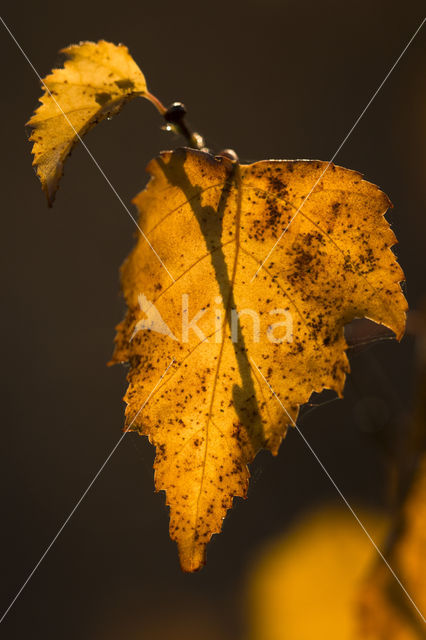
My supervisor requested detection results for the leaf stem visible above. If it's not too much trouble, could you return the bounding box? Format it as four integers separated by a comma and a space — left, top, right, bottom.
145, 90, 167, 116
145, 92, 205, 151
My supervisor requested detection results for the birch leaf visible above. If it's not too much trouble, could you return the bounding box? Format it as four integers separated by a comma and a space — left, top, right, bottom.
27, 41, 149, 204
111, 147, 407, 571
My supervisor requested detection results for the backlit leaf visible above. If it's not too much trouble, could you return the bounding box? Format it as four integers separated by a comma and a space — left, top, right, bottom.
27, 41, 150, 204
112, 147, 407, 571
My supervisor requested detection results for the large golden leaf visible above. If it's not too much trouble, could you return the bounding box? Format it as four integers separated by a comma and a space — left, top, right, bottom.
112, 147, 407, 571
27, 41, 149, 204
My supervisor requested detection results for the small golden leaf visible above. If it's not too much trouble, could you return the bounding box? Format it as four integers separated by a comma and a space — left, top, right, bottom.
27, 40, 149, 204
112, 147, 407, 571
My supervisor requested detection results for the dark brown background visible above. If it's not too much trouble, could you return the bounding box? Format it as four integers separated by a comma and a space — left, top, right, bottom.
0, 1, 425, 638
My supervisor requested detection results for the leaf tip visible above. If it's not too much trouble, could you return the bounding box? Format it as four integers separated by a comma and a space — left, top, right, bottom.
177, 541, 207, 573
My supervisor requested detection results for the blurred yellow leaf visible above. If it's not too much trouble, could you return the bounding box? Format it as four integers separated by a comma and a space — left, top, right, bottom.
246, 507, 388, 640
111, 147, 406, 571
27, 41, 149, 204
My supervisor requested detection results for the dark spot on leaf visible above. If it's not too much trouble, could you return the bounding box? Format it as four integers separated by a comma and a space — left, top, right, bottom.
95, 92, 111, 106
115, 78, 135, 91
